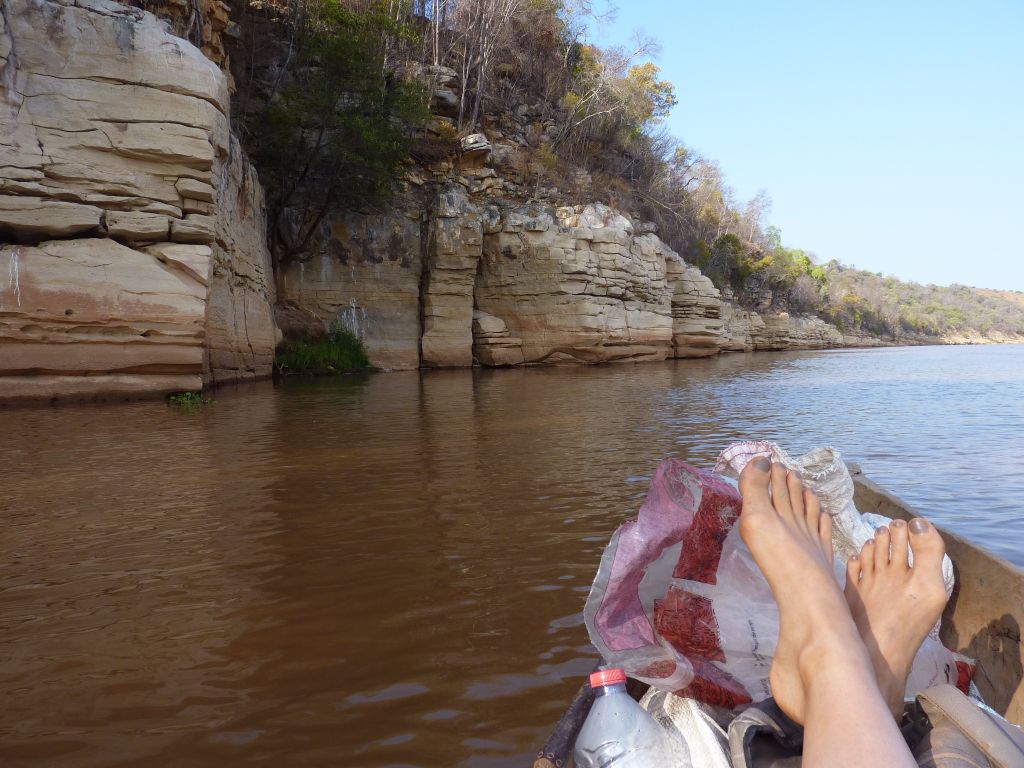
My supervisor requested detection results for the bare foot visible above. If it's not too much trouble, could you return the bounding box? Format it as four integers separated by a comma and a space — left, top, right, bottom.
739, 458, 870, 724
844, 517, 948, 717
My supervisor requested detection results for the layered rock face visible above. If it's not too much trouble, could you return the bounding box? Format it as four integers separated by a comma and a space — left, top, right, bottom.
422, 188, 484, 367
720, 301, 759, 352
205, 135, 277, 385
278, 183, 853, 370
719, 304, 845, 352
279, 195, 780, 369
0, 0, 275, 401
752, 312, 845, 350
475, 205, 676, 365
668, 262, 725, 358
272, 49, 855, 371
278, 206, 425, 371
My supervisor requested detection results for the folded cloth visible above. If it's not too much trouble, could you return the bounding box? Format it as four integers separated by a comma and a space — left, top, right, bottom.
908, 685, 1024, 768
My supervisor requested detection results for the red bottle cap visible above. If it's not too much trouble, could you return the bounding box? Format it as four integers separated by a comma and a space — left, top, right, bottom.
589, 668, 627, 688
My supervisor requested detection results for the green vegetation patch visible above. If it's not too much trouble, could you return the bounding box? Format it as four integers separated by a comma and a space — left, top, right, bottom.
276, 323, 371, 376
168, 391, 212, 407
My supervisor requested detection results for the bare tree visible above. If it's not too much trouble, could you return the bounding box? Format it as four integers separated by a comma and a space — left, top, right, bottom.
741, 189, 771, 245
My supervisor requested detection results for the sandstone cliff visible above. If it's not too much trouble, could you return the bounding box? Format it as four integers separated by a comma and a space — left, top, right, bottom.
0, 1, 880, 404
0, 0, 275, 402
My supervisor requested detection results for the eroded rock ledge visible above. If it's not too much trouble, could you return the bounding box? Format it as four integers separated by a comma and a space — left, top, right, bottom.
0, 0, 276, 402
280, 195, 861, 371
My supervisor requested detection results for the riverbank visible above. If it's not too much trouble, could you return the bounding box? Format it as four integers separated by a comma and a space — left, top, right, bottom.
2, 0, 1022, 405
3, 333, 1020, 407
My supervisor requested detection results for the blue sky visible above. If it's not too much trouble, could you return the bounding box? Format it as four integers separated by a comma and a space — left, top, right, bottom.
594, 0, 1024, 291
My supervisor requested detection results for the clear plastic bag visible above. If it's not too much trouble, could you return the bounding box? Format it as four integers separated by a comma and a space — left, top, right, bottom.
583, 442, 974, 710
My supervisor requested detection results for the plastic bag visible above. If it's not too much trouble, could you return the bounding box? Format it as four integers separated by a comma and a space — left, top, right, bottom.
583, 441, 974, 710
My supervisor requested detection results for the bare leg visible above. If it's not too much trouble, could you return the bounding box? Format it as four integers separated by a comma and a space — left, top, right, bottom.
738, 458, 915, 768
845, 518, 949, 716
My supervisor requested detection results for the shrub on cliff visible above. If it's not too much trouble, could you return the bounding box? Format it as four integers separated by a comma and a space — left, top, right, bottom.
276, 323, 371, 375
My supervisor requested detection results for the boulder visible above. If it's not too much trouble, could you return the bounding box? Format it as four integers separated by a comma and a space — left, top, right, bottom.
171, 214, 216, 244
472, 310, 525, 366
460, 133, 492, 162
175, 177, 215, 203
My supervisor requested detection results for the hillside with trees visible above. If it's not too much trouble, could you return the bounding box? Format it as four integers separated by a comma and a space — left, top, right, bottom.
228, 0, 1024, 343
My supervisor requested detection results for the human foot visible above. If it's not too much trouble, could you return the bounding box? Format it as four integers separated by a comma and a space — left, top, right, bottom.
739, 458, 870, 724
844, 517, 949, 717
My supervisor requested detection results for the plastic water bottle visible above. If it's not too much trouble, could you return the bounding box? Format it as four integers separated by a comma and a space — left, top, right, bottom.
573, 668, 675, 768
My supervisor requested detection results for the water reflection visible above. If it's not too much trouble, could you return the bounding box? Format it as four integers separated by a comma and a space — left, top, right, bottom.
1, 345, 1023, 766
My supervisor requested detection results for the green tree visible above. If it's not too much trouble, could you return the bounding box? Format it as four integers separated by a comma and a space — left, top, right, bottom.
623, 62, 677, 126
246, 1, 428, 267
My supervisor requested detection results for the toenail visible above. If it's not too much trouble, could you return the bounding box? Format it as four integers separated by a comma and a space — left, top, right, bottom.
850, 554, 859, 561
755, 457, 771, 472
892, 519, 905, 528
910, 518, 930, 534
877, 526, 888, 535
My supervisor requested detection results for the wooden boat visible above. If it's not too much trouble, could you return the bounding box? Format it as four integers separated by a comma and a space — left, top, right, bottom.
533, 467, 1024, 768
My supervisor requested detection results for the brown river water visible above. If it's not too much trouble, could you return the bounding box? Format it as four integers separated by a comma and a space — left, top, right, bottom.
3, 346, 1024, 767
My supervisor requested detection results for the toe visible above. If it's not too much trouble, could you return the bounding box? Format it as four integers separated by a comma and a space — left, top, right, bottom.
739, 455, 773, 508
814, 495, 833, 556
889, 519, 910, 571
873, 525, 891, 571
845, 554, 862, 596
859, 538, 876, 581
769, 463, 793, 518
908, 517, 946, 576
787, 471, 806, 525
802, 486, 819, 529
